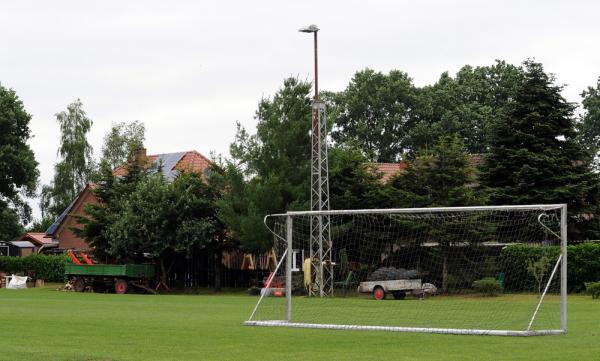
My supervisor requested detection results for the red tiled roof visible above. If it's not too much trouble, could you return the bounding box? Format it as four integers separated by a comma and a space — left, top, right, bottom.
371, 161, 408, 183
112, 150, 211, 178
174, 151, 212, 174
19, 232, 57, 246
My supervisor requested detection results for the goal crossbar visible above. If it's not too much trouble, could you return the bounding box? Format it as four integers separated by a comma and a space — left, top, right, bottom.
273, 204, 565, 217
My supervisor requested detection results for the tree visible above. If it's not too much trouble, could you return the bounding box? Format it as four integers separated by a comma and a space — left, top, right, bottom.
407, 61, 524, 154
328, 145, 384, 210
219, 78, 313, 251
385, 135, 486, 291
577, 77, 600, 167
527, 254, 551, 296
41, 99, 95, 219
105, 172, 226, 289
0, 85, 39, 240
330, 69, 418, 162
101, 121, 145, 169
482, 60, 600, 240
386, 135, 481, 208
73, 159, 121, 261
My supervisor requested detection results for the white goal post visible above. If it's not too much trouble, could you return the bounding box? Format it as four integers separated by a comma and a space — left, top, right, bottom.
245, 204, 567, 336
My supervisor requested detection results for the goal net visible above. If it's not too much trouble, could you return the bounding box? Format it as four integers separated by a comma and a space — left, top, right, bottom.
245, 205, 567, 336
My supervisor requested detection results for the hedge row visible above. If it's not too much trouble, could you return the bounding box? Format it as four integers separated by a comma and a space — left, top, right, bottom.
500, 242, 600, 293
0, 254, 69, 282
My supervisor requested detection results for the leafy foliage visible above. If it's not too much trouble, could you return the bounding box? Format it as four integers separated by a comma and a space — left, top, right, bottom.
385, 135, 483, 208
481, 60, 600, 240
75, 155, 227, 285
500, 243, 600, 293
41, 99, 95, 219
0, 85, 39, 238
500, 245, 560, 292
585, 281, 600, 299
527, 254, 552, 295
407, 61, 524, 154
218, 78, 313, 252
472, 277, 503, 296
330, 69, 418, 162
101, 121, 145, 170
577, 77, 600, 165
0, 254, 68, 282
382, 136, 487, 291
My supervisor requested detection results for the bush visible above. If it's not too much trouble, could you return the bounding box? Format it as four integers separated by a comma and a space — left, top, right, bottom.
585, 282, 600, 299
0, 254, 68, 282
472, 277, 503, 296
500, 242, 600, 293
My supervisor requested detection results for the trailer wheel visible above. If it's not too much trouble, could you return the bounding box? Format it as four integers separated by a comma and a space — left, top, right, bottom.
373, 286, 386, 300
393, 291, 406, 300
73, 277, 86, 292
114, 279, 128, 294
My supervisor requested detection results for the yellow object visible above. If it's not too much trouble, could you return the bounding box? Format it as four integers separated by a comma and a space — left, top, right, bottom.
241, 254, 255, 270
303, 258, 311, 288
266, 249, 278, 270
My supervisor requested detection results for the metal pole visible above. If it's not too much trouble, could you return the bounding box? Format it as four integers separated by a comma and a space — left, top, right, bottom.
313, 31, 318, 100
286, 215, 293, 322
560, 204, 568, 332
527, 254, 562, 331
315, 29, 323, 296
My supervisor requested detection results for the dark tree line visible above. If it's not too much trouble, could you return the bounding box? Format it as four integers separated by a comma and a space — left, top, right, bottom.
219, 60, 600, 252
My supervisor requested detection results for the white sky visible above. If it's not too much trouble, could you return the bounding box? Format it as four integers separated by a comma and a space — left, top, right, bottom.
1, 0, 599, 221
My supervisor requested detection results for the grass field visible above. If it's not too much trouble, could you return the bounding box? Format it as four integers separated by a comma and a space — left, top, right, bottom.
0, 286, 599, 361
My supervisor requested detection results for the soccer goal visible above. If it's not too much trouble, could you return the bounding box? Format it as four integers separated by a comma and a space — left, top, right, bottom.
245, 205, 567, 336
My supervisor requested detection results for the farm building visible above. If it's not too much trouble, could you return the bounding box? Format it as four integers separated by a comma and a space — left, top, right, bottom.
0, 240, 35, 257
43, 149, 212, 252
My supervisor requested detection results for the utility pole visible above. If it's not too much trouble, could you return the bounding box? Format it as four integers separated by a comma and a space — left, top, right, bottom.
299, 24, 333, 297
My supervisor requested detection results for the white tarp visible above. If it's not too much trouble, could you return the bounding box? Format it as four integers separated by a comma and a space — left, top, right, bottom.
6, 275, 28, 289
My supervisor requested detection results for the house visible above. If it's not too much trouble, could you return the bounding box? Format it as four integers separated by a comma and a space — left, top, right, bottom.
0, 240, 35, 257
43, 149, 212, 252
370, 154, 485, 184
371, 162, 408, 183
16, 232, 58, 253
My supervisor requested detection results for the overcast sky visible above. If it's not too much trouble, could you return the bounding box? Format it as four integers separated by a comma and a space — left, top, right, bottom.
1, 0, 599, 221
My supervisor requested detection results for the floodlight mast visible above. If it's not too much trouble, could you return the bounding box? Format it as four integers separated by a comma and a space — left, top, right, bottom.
299, 24, 333, 297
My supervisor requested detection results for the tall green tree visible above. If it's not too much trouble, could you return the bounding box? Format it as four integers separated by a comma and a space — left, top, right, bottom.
41, 99, 95, 219
577, 76, 600, 166
385, 135, 486, 291
104, 172, 226, 288
407, 61, 524, 154
330, 69, 418, 162
328, 145, 384, 210
385, 135, 482, 209
219, 78, 313, 251
101, 120, 145, 169
482, 60, 600, 239
0, 85, 39, 240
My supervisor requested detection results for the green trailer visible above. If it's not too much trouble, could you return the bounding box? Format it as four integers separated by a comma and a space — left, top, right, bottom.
65, 264, 155, 294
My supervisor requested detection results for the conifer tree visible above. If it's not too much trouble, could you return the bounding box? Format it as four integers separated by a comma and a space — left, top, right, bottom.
482, 60, 600, 239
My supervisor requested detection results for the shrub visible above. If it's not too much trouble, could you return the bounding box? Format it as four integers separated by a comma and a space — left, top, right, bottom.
0, 254, 68, 282
472, 277, 503, 296
500, 242, 600, 293
585, 282, 600, 299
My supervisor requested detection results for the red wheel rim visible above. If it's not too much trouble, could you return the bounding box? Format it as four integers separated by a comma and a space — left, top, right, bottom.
374, 288, 384, 300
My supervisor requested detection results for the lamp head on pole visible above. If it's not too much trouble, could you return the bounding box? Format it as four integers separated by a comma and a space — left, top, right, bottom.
298, 24, 319, 33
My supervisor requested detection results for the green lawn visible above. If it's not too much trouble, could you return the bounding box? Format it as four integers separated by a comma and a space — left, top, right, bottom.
0, 286, 598, 361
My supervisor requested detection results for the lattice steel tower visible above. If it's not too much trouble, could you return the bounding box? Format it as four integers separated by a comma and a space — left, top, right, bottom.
299, 25, 333, 297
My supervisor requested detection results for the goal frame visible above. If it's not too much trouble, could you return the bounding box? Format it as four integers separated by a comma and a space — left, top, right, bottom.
245, 204, 568, 336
